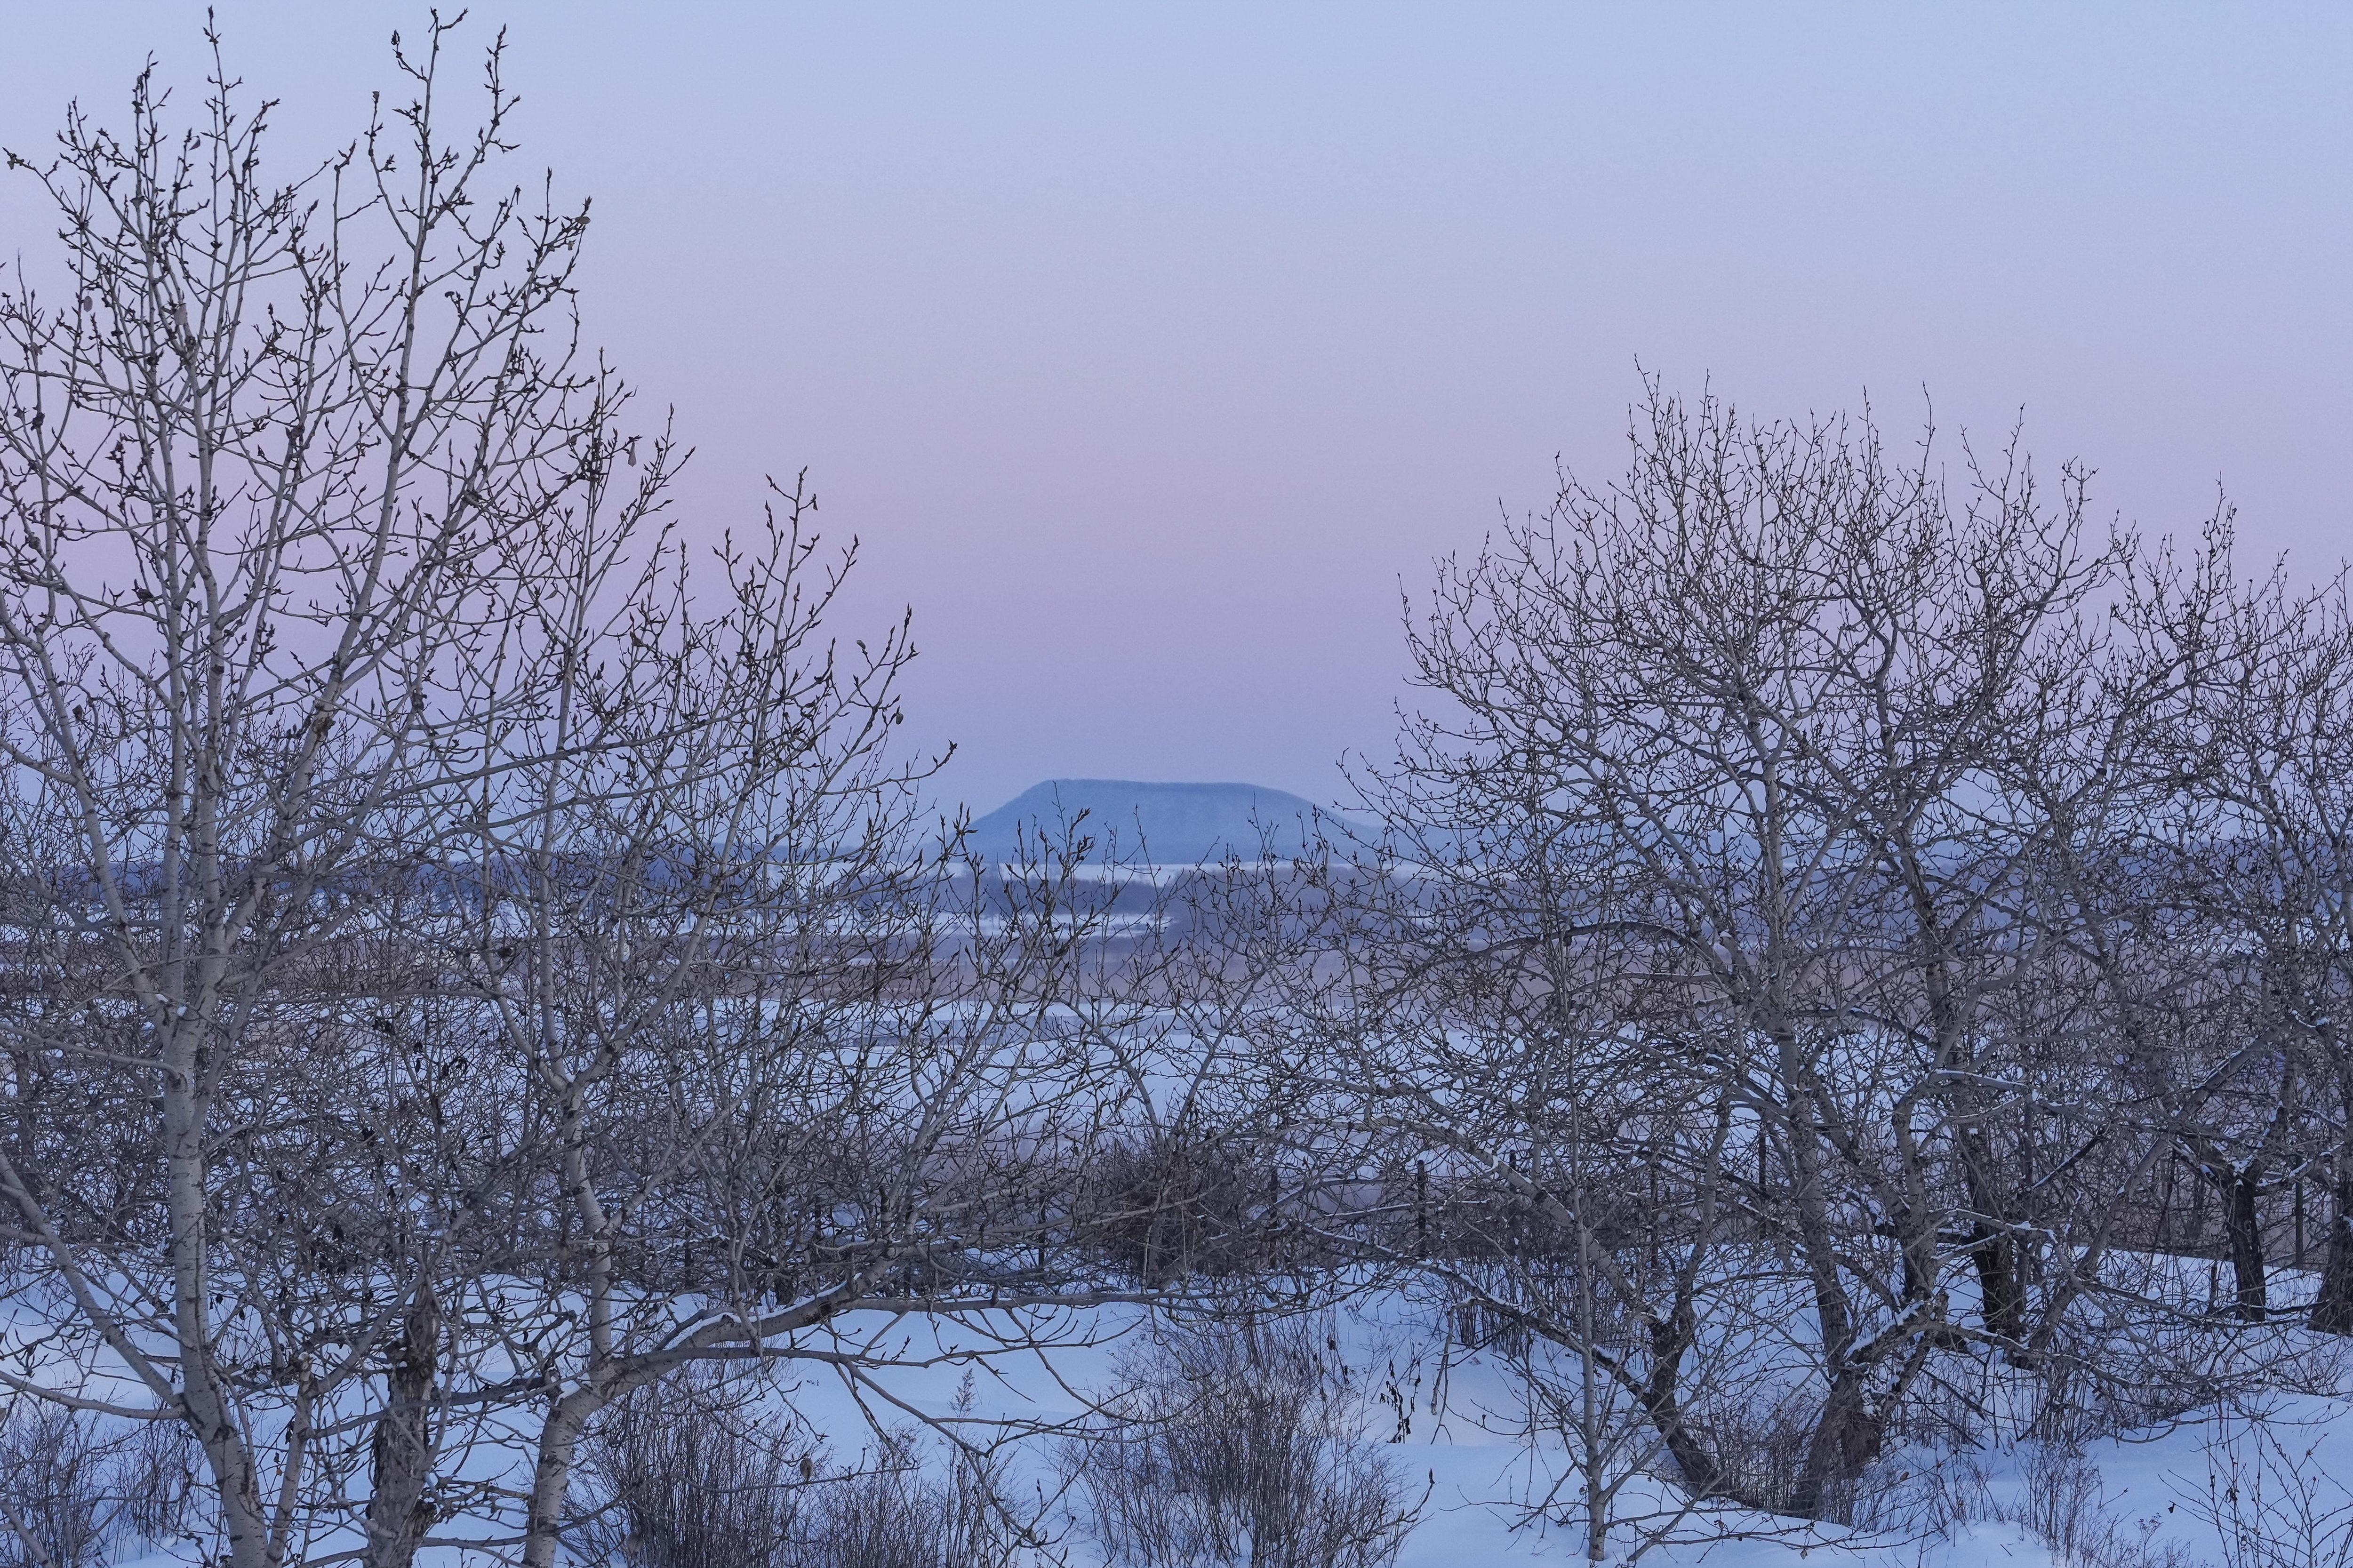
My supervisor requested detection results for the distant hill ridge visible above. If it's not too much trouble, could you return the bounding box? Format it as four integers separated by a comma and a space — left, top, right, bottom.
965, 779, 1336, 863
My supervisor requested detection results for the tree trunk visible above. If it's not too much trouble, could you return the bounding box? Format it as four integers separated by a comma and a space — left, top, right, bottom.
1775, 1034, 1881, 1523
1969, 1223, 2027, 1342
2224, 1168, 2268, 1320
168, 1082, 275, 1568
1945, 1014, 2026, 1344
522, 1389, 604, 1568
1640, 1310, 1733, 1504
2309, 1170, 2353, 1335
1791, 1369, 1881, 1523
363, 1289, 444, 1568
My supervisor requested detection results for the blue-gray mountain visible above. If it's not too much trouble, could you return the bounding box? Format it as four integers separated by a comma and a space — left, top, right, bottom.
965, 780, 1341, 864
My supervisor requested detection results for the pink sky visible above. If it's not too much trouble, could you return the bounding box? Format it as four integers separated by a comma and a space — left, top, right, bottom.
6, 4, 2348, 811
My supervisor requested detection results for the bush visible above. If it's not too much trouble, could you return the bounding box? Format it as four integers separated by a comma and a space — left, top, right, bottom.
576, 1368, 1031, 1568
802, 1432, 1023, 1568
1682, 1386, 1822, 1519
1064, 1317, 1422, 1568
576, 1367, 814, 1568
1080, 1132, 1281, 1285
2185, 1410, 2353, 1568
0, 1404, 202, 1568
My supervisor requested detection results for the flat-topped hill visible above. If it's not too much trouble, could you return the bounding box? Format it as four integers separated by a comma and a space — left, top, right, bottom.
965, 779, 1336, 864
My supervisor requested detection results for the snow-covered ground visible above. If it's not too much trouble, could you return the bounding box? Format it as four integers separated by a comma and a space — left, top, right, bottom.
14, 1280, 2350, 1567
672, 1291, 2353, 1568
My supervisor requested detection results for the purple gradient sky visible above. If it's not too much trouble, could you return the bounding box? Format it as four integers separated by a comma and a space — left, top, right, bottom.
7, 5, 2349, 812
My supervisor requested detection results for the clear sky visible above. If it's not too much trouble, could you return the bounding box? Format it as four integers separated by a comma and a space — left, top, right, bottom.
5, 4, 2348, 813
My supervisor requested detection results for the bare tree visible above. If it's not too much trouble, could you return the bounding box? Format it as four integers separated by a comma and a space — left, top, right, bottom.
2140, 542, 2353, 1331
0, 18, 684, 1564
1319, 384, 2230, 1521
0, 22, 1176, 1568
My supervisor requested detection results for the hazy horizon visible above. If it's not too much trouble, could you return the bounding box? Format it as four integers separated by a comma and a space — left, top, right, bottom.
6, 3, 2346, 813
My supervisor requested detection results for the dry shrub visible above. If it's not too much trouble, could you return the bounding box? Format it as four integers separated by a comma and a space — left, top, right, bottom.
117, 1417, 204, 1549
0, 1404, 202, 1568
1441, 1295, 1530, 1360
2184, 1410, 2353, 1568
577, 1369, 1030, 1568
1852, 1447, 1999, 1541
1683, 1386, 1823, 1519
802, 1431, 1024, 1568
1081, 1131, 1279, 1285
1858, 1444, 2198, 1568
1064, 1317, 1421, 1568
576, 1366, 814, 1568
